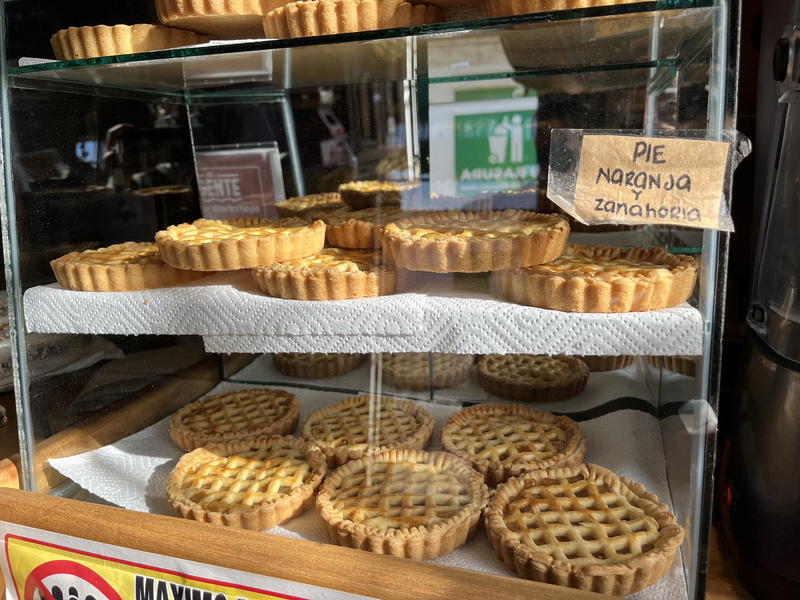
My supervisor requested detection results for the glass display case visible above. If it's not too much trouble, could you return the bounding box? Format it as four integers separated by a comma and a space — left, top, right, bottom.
0, 2, 739, 599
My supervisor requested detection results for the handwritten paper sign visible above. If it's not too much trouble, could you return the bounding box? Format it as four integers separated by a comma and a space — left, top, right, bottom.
573, 135, 730, 229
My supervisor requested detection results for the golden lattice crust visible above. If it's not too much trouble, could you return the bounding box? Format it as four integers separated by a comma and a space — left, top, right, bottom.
166, 436, 327, 530
486, 464, 685, 595
485, 0, 639, 18
169, 388, 300, 451
156, 0, 277, 38
50, 24, 208, 60
380, 353, 473, 391
301, 394, 435, 466
265, 1, 441, 39
155, 217, 325, 271
272, 352, 366, 378
252, 248, 396, 300
441, 404, 586, 486
51, 242, 206, 292
476, 354, 589, 402
316, 449, 490, 559
310, 207, 418, 249
382, 210, 570, 273
491, 244, 698, 313
275, 193, 344, 218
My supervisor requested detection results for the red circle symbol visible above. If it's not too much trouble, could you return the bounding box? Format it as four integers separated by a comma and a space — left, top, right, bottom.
24, 560, 123, 600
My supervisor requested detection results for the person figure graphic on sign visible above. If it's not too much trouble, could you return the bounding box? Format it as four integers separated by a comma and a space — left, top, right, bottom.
488, 114, 524, 164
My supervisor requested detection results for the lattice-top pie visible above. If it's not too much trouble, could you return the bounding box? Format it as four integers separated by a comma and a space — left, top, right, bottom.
169, 388, 300, 451
166, 436, 326, 530
382, 210, 569, 272
380, 352, 473, 391
301, 394, 435, 466
486, 464, 685, 595
156, 217, 325, 271
272, 352, 366, 378
51, 242, 206, 292
492, 244, 698, 312
441, 404, 586, 486
316, 449, 489, 559
252, 248, 395, 300
476, 354, 589, 403
275, 192, 344, 218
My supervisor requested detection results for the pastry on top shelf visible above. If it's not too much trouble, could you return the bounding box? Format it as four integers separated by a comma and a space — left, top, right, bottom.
166, 436, 327, 530
301, 394, 434, 466
50, 24, 208, 60
272, 352, 366, 378
252, 248, 396, 300
338, 180, 421, 210
382, 210, 570, 273
264, 0, 442, 39
485, 463, 685, 595
169, 388, 300, 451
380, 352, 473, 390
156, 0, 278, 38
316, 449, 489, 559
485, 0, 640, 19
155, 217, 325, 271
51, 242, 206, 292
310, 206, 416, 249
441, 403, 586, 486
476, 354, 589, 402
491, 244, 698, 313
275, 192, 344, 218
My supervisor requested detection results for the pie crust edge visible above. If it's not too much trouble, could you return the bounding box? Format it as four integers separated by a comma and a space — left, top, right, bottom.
272, 353, 366, 378
381, 353, 473, 391
485, 463, 685, 595
316, 449, 490, 560
166, 435, 327, 531
440, 404, 587, 486
476, 354, 590, 403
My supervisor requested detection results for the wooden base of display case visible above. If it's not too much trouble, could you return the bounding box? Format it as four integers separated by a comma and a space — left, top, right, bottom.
0, 488, 612, 600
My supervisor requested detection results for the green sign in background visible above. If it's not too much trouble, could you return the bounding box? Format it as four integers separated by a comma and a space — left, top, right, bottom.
454, 109, 538, 195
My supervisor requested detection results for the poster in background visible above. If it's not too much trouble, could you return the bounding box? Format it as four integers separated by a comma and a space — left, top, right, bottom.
195, 144, 285, 220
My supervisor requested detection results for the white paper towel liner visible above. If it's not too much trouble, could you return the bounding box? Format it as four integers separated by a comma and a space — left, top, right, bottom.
25, 271, 702, 356
50, 380, 688, 600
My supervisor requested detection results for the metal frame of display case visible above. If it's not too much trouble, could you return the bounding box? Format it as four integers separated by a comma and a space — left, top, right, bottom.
0, 2, 739, 599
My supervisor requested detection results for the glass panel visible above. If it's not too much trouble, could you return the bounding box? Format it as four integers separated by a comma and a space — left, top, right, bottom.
0, 3, 733, 600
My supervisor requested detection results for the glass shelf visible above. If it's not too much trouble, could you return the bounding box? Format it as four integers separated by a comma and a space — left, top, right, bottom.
9, 1, 713, 99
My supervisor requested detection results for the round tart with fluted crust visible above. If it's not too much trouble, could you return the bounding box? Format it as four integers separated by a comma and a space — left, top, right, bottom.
380, 352, 473, 391
275, 192, 344, 218
477, 354, 589, 403
156, 0, 281, 38
301, 394, 435, 466
265, 0, 441, 39
50, 24, 208, 60
272, 352, 366, 378
156, 217, 325, 271
338, 180, 421, 210
316, 449, 489, 559
382, 210, 569, 273
51, 242, 206, 292
166, 436, 326, 531
579, 355, 636, 372
441, 404, 586, 486
486, 464, 685, 595
491, 244, 698, 313
252, 248, 395, 300
310, 206, 417, 249
485, 0, 639, 18
169, 388, 300, 451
